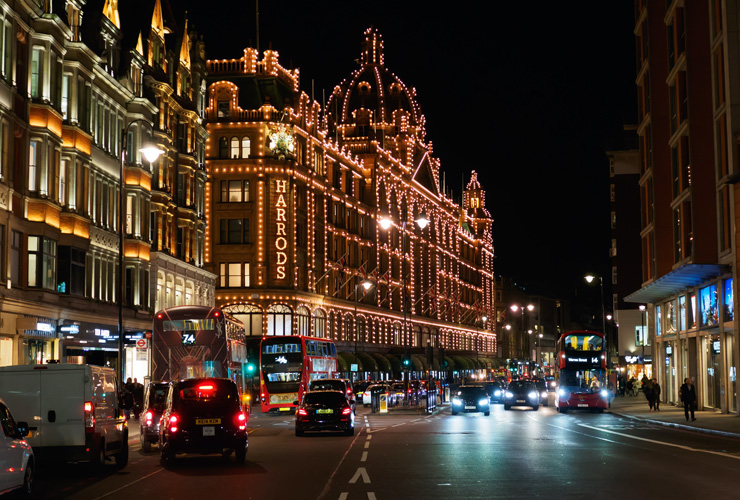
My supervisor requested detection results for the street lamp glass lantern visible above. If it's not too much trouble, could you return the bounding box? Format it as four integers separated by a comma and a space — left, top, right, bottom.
378, 216, 392, 230
140, 145, 165, 163
415, 212, 429, 230
584, 274, 596, 283
360, 279, 373, 291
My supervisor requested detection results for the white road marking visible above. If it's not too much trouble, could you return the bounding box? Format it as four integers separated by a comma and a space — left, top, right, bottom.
91, 469, 164, 499
338, 493, 348, 500
364, 441, 370, 449
577, 423, 740, 460
361, 451, 368, 462
316, 426, 364, 500
368, 493, 377, 500
366, 434, 372, 440
349, 467, 371, 484
391, 423, 406, 427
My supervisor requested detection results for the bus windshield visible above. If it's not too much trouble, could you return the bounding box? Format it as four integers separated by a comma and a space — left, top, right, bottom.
559, 369, 606, 394
563, 334, 603, 351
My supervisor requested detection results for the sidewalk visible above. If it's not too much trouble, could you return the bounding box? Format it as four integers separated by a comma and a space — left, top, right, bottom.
608, 395, 740, 438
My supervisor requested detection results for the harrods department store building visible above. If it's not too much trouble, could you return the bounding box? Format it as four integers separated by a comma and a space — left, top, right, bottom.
205, 29, 497, 367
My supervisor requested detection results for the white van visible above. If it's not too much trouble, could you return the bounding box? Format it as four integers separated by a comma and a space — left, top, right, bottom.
0, 364, 128, 468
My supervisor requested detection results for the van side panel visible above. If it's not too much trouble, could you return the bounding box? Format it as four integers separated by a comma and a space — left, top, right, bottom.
0, 372, 42, 446
41, 368, 86, 446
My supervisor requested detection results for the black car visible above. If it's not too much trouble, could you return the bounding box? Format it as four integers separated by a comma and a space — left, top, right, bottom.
451, 386, 490, 416
484, 381, 506, 404
295, 390, 355, 436
159, 378, 248, 466
308, 378, 356, 413
504, 380, 540, 410
544, 376, 557, 392
139, 382, 169, 452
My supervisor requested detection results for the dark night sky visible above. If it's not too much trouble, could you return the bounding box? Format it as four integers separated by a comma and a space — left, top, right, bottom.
182, 1, 637, 298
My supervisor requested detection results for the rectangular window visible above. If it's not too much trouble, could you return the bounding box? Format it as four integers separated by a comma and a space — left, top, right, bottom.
27, 236, 57, 289
29, 140, 39, 191
0, 119, 8, 179
10, 231, 20, 287
228, 263, 241, 287
244, 263, 250, 288
31, 47, 42, 99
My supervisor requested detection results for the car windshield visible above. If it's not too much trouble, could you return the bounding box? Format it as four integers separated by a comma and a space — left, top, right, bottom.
303, 392, 347, 405
458, 387, 487, 397
148, 384, 169, 411
310, 380, 345, 392
509, 381, 534, 392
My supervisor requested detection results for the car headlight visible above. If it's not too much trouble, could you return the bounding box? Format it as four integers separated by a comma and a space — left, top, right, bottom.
452, 397, 462, 405
494, 390, 502, 397
600, 390, 608, 399
479, 399, 489, 406
542, 391, 548, 398
550, 381, 557, 387
558, 388, 566, 396
505, 391, 513, 398
528, 392, 538, 399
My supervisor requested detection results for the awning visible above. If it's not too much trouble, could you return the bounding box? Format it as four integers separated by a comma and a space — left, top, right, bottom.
371, 353, 392, 372
356, 352, 378, 372
624, 264, 728, 304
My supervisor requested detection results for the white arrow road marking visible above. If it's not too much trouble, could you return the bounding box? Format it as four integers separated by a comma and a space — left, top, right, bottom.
349, 467, 371, 484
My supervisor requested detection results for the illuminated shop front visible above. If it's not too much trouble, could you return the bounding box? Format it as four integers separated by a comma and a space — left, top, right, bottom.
204, 30, 497, 374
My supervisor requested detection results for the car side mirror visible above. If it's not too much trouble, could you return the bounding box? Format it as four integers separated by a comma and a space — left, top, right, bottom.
16, 421, 29, 438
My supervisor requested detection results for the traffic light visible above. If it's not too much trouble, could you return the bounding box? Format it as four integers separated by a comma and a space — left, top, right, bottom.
402, 349, 411, 367
246, 362, 256, 374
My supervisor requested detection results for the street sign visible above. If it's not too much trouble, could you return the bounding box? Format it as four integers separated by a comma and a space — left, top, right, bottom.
145, 331, 152, 339
350, 363, 358, 372
136, 339, 148, 349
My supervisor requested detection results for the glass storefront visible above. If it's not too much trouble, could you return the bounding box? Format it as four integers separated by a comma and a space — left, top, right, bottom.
663, 341, 675, 403
704, 335, 721, 409
727, 333, 737, 413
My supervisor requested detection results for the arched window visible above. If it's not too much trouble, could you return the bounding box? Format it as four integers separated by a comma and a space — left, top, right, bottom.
219, 137, 228, 159
295, 306, 310, 336
313, 309, 326, 338
230, 137, 239, 159
393, 323, 401, 346
267, 304, 292, 336
343, 314, 353, 342
241, 137, 251, 158
223, 303, 263, 337
358, 316, 367, 343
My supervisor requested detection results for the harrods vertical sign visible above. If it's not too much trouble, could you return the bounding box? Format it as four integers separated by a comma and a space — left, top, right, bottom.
272, 178, 290, 283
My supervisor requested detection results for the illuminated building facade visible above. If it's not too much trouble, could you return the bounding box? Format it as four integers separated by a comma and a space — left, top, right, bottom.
205, 29, 497, 373
0, 0, 214, 377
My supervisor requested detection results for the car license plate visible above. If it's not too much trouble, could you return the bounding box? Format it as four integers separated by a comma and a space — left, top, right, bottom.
196, 418, 221, 425
317, 409, 334, 414
517, 400, 526, 403
578, 404, 589, 407
464, 406, 476, 410
279, 407, 291, 412
202, 426, 215, 436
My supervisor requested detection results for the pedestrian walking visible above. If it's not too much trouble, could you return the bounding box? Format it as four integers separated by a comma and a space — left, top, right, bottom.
652, 378, 661, 411
679, 377, 697, 422
644, 377, 655, 411
626, 377, 634, 396
132, 378, 144, 419
122, 377, 134, 420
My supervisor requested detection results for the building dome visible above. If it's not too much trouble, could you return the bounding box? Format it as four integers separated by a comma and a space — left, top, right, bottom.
327, 28, 426, 142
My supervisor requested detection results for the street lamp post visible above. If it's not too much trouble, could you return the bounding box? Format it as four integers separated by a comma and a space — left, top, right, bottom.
510, 304, 534, 361
118, 120, 164, 388
354, 277, 374, 380
639, 304, 646, 376
584, 274, 606, 335
380, 212, 429, 406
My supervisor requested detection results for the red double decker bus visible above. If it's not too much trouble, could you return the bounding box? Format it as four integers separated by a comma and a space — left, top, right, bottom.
152, 306, 249, 401
259, 335, 338, 413
554, 330, 609, 413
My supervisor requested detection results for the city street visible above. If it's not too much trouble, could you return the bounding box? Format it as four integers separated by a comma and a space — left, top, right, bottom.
32, 398, 740, 499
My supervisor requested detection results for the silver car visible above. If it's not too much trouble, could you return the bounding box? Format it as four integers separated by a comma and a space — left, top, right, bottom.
0, 398, 34, 496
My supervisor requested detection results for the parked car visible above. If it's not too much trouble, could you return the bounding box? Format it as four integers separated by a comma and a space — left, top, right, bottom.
451, 386, 490, 416
295, 391, 355, 436
139, 382, 170, 452
159, 378, 248, 467
0, 398, 34, 496
0, 363, 128, 469
308, 379, 356, 413
504, 380, 540, 411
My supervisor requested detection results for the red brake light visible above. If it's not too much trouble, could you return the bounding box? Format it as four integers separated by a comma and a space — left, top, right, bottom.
145, 410, 153, 421
198, 384, 214, 391
235, 412, 247, 430
84, 401, 93, 412
297, 408, 308, 416
342, 407, 352, 415
168, 414, 178, 433
214, 311, 220, 317
84, 401, 95, 430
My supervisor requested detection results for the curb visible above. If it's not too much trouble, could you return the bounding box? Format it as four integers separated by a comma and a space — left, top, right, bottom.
611, 411, 740, 439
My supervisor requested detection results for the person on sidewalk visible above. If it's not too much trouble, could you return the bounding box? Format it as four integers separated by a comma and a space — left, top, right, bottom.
679, 377, 697, 422
644, 378, 655, 411
652, 378, 661, 411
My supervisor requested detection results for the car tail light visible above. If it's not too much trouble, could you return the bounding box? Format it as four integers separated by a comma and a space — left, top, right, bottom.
145, 410, 153, 425
84, 401, 95, 431
168, 414, 179, 433
297, 408, 308, 416
198, 384, 214, 391
342, 407, 352, 415
235, 412, 247, 431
